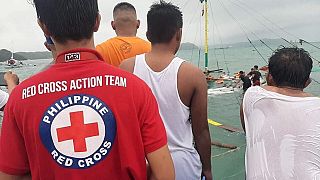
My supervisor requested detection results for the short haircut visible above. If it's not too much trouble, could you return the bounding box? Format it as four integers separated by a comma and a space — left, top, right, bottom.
239, 71, 244, 74
147, 0, 183, 44
33, 0, 99, 43
113, 2, 136, 17
254, 65, 258, 69
268, 47, 313, 89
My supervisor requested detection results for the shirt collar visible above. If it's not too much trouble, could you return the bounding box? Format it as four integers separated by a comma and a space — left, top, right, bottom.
55, 48, 103, 64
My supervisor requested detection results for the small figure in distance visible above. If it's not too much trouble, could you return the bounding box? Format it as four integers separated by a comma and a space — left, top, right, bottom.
96, 2, 151, 67
241, 47, 320, 179
251, 65, 262, 86
120, 1, 212, 179
234, 71, 251, 94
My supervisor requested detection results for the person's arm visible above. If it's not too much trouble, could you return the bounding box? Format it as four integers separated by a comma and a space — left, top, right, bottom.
233, 79, 241, 88
146, 145, 174, 180
190, 69, 212, 180
240, 102, 246, 132
4, 71, 19, 94
0, 172, 31, 180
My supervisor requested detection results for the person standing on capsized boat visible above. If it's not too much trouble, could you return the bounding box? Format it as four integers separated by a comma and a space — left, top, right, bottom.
241, 47, 320, 179
249, 65, 262, 86
120, 1, 212, 179
235, 71, 251, 94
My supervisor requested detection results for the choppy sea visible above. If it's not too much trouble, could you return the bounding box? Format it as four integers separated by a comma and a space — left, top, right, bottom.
1, 41, 319, 179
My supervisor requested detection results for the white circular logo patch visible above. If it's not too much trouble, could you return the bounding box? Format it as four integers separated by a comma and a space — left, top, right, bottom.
39, 94, 116, 169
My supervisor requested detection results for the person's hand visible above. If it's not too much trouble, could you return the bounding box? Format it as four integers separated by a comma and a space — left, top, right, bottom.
4, 71, 19, 85
202, 170, 213, 180
4, 71, 19, 94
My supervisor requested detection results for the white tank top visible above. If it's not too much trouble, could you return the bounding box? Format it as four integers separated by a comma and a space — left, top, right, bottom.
134, 54, 202, 179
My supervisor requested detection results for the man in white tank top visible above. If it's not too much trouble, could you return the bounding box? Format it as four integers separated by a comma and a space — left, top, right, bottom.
241, 47, 320, 179
120, 1, 212, 180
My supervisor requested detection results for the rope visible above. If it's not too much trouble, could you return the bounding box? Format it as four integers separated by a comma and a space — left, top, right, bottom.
247, 38, 268, 64
281, 38, 297, 47
208, 0, 227, 62
211, 143, 246, 158
299, 39, 320, 50
232, 0, 301, 41
311, 78, 320, 85
216, 0, 268, 64
260, 40, 274, 52
190, 12, 201, 67
227, 0, 304, 53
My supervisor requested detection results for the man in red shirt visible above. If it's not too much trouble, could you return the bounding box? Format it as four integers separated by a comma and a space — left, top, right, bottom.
0, 0, 174, 180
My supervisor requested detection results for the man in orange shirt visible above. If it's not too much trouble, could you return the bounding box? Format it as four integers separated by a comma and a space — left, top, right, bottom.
96, 2, 151, 67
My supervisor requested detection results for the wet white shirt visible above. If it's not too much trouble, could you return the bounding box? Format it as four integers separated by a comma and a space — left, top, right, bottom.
243, 86, 320, 180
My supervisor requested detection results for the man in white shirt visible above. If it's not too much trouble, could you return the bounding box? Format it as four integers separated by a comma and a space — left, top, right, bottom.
120, 1, 212, 179
241, 47, 320, 179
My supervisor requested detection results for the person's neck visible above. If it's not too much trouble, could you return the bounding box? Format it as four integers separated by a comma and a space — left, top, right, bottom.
55, 38, 95, 55
277, 85, 303, 91
150, 43, 176, 57
264, 85, 312, 97
145, 43, 176, 71
143, 43, 176, 72
116, 29, 137, 37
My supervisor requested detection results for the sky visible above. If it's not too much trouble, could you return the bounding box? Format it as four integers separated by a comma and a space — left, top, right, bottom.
0, 0, 319, 52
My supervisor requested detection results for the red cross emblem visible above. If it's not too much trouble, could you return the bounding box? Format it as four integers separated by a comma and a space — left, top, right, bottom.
57, 111, 99, 152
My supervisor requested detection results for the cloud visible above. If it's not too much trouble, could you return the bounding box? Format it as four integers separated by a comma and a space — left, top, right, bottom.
0, 0, 319, 51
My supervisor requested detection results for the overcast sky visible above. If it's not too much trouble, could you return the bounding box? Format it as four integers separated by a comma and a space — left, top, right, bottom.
0, 0, 319, 52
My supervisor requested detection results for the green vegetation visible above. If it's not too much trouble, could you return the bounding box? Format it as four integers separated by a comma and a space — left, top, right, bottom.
0, 49, 52, 62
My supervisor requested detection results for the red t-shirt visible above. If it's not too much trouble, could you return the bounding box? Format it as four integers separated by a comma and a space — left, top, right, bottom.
0, 49, 167, 180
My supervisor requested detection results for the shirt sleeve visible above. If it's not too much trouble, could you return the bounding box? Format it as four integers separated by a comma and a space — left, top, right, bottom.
0, 92, 29, 175
96, 43, 111, 65
136, 84, 167, 155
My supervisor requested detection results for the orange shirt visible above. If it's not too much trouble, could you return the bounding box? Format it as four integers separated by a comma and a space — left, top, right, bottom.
96, 36, 151, 67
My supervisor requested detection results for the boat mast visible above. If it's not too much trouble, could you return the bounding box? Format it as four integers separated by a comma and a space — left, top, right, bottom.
204, 0, 209, 70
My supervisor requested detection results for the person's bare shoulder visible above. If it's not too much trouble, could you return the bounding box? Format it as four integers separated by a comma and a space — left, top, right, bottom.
119, 57, 135, 73
179, 60, 206, 85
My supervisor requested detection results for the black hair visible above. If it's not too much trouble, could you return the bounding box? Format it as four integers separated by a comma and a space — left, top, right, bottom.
254, 65, 258, 69
147, 0, 183, 44
33, 0, 99, 43
268, 47, 313, 89
113, 2, 136, 15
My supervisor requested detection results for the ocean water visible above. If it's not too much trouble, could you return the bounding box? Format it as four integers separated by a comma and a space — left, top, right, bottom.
0, 42, 319, 179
